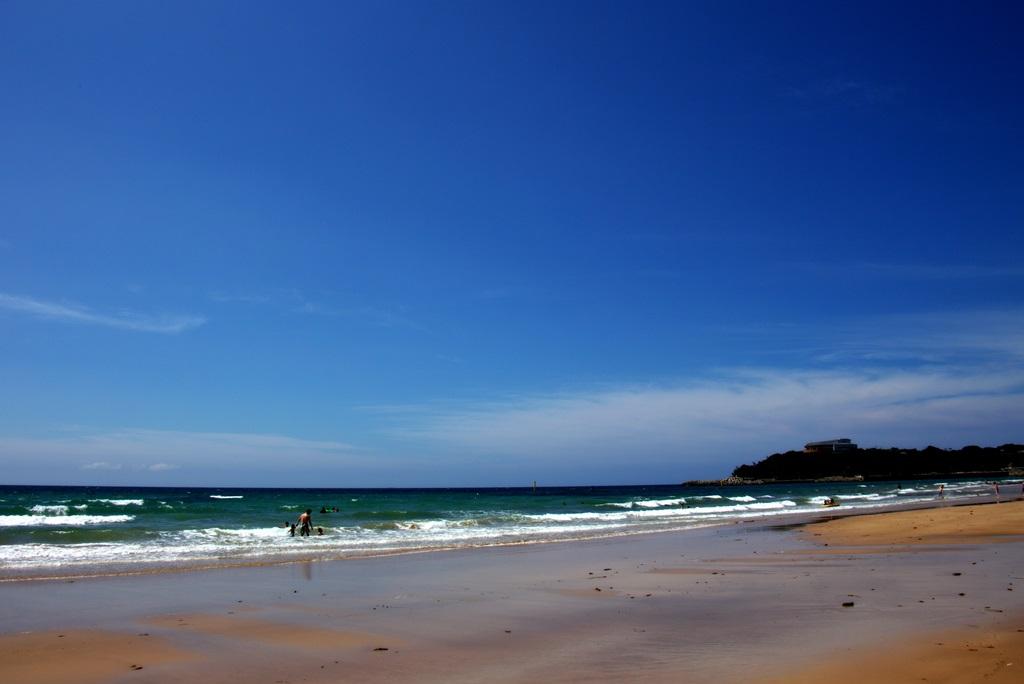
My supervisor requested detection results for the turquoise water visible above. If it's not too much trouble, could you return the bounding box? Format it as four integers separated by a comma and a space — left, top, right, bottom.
0, 479, 1018, 577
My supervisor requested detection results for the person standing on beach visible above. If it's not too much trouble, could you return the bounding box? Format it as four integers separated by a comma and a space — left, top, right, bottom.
298, 509, 313, 537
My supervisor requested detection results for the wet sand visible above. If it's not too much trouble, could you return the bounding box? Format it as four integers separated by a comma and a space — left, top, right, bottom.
771, 500, 1024, 683
765, 623, 1024, 684
1, 500, 1021, 682
0, 630, 190, 684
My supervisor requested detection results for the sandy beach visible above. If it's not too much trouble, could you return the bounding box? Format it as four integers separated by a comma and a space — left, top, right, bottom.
1, 499, 1021, 683
4, 2, 1019, 682
769, 500, 1024, 683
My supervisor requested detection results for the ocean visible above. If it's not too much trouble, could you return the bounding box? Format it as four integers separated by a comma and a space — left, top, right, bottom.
1, 478, 1018, 579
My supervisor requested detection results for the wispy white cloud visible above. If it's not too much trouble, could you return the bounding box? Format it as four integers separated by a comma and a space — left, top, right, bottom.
720, 308, 1024, 365
210, 288, 425, 331
811, 309, 1024, 364
391, 367, 1024, 471
383, 308, 1024, 476
0, 293, 205, 334
5, 429, 357, 477
293, 298, 425, 331
81, 461, 123, 471
209, 291, 272, 304
8, 306, 1023, 484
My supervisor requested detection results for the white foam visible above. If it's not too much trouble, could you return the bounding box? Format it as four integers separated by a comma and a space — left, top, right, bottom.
8, 486, 976, 572
633, 498, 687, 508
210, 495, 243, 499
2, 483, 1001, 573
745, 499, 798, 509
843, 493, 897, 501
179, 526, 291, 541
0, 514, 135, 527
681, 500, 799, 514
396, 520, 451, 532
0, 519, 643, 568
810, 493, 901, 505
88, 499, 144, 506
28, 505, 68, 515
73, 504, 88, 510
526, 511, 636, 523
599, 497, 687, 509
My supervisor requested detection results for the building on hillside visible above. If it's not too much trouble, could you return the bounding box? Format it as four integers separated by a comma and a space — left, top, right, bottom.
804, 438, 857, 454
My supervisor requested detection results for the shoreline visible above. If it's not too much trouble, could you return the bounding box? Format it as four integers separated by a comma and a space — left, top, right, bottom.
0, 521, 726, 584
2, 500, 1021, 682
3, 494, 1014, 584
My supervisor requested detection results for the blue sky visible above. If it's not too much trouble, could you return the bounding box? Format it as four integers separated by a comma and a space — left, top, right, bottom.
1, 2, 1022, 487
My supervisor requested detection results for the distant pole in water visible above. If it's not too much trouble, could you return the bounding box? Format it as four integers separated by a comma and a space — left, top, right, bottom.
533, 480, 537, 493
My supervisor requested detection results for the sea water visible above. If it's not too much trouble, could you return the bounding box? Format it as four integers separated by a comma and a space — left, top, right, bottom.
0, 479, 1018, 578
